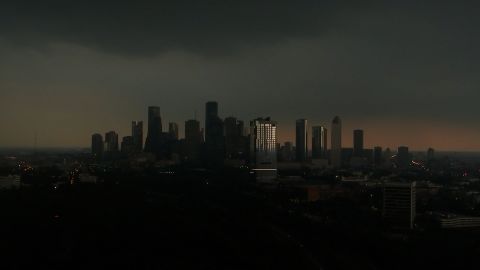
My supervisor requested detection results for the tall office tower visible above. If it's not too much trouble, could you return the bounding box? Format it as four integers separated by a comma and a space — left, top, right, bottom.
383, 182, 416, 229
144, 106, 162, 154
331, 116, 342, 167
185, 119, 202, 162
295, 119, 308, 162
353, 129, 364, 157
205, 101, 218, 139
121, 136, 134, 154
312, 126, 328, 159
185, 119, 202, 143
91, 133, 104, 160
373, 146, 383, 166
397, 146, 410, 169
131, 121, 143, 153
168, 122, 179, 140
105, 131, 119, 152
204, 101, 224, 166
427, 148, 435, 161
250, 117, 277, 182
225, 116, 245, 159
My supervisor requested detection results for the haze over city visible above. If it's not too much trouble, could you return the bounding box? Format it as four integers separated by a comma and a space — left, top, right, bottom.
1, 1, 480, 150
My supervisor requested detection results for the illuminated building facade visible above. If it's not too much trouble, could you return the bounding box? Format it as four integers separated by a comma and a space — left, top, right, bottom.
250, 118, 277, 182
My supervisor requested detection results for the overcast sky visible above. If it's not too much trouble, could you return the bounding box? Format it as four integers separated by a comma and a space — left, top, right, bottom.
1, 1, 479, 150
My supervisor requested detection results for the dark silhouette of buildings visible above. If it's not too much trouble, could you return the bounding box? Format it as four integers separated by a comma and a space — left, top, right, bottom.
397, 146, 410, 169
91, 133, 103, 160
312, 126, 327, 159
131, 121, 143, 153
168, 122, 179, 140
279, 142, 295, 161
427, 147, 435, 161
331, 116, 342, 167
184, 119, 202, 163
353, 129, 364, 157
121, 136, 134, 154
373, 146, 383, 166
144, 106, 162, 154
204, 101, 224, 167
295, 119, 308, 162
105, 131, 119, 152
225, 116, 247, 159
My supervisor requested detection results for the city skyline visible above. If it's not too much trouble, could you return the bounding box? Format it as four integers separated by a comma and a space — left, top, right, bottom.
1, 3, 480, 270
5, 103, 480, 152
2, 1, 480, 151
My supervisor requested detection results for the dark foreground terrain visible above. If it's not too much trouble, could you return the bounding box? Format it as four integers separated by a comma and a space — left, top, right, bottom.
0, 173, 479, 270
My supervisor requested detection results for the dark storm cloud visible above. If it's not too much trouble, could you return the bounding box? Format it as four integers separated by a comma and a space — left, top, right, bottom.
1, 1, 480, 149
0, 0, 375, 56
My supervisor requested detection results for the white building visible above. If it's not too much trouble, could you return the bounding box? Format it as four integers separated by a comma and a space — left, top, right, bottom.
250, 118, 277, 182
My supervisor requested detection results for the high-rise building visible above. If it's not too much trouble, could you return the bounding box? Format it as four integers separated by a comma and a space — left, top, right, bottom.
397, 146, 410, 169
224, 117, 246, 159
383, 182, 416, 229
144, 106, 162, 154
373, 146, 383, 166
204, 101, 224, 167
185, 119, 202, 163
168, 122, 179, 140
131, 121, 143, 153
331, 116, 342, 167
312, 126, 327, 159
250, 118, 277, 182
185, 119, 202, 143
295, 119, 308, 162
121, 136, 134, 154
205, 101, 218, 142
353, 129, 364, 157
91, 133, 104, 160
105, 131, 119, 152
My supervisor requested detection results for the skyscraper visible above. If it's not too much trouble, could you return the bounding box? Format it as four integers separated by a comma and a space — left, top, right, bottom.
205, 101, 218, 137
131, 121, 143, 153
331, 116, 342, 167
353, 129, 364, 157
295, 119, 308, 162
383, 181, 416, 229
204, 101, 224, 167
225, 116, 245, 159
144, 106, 162, 154
121, 136, 134, 154
184, 119, 202, 163
312, 126, 327, 159
168, 122, 179, 140
91, 133, 103, 160
250, 118, 277, 182
105, 131, 119, 152
185, 119, 201, 143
